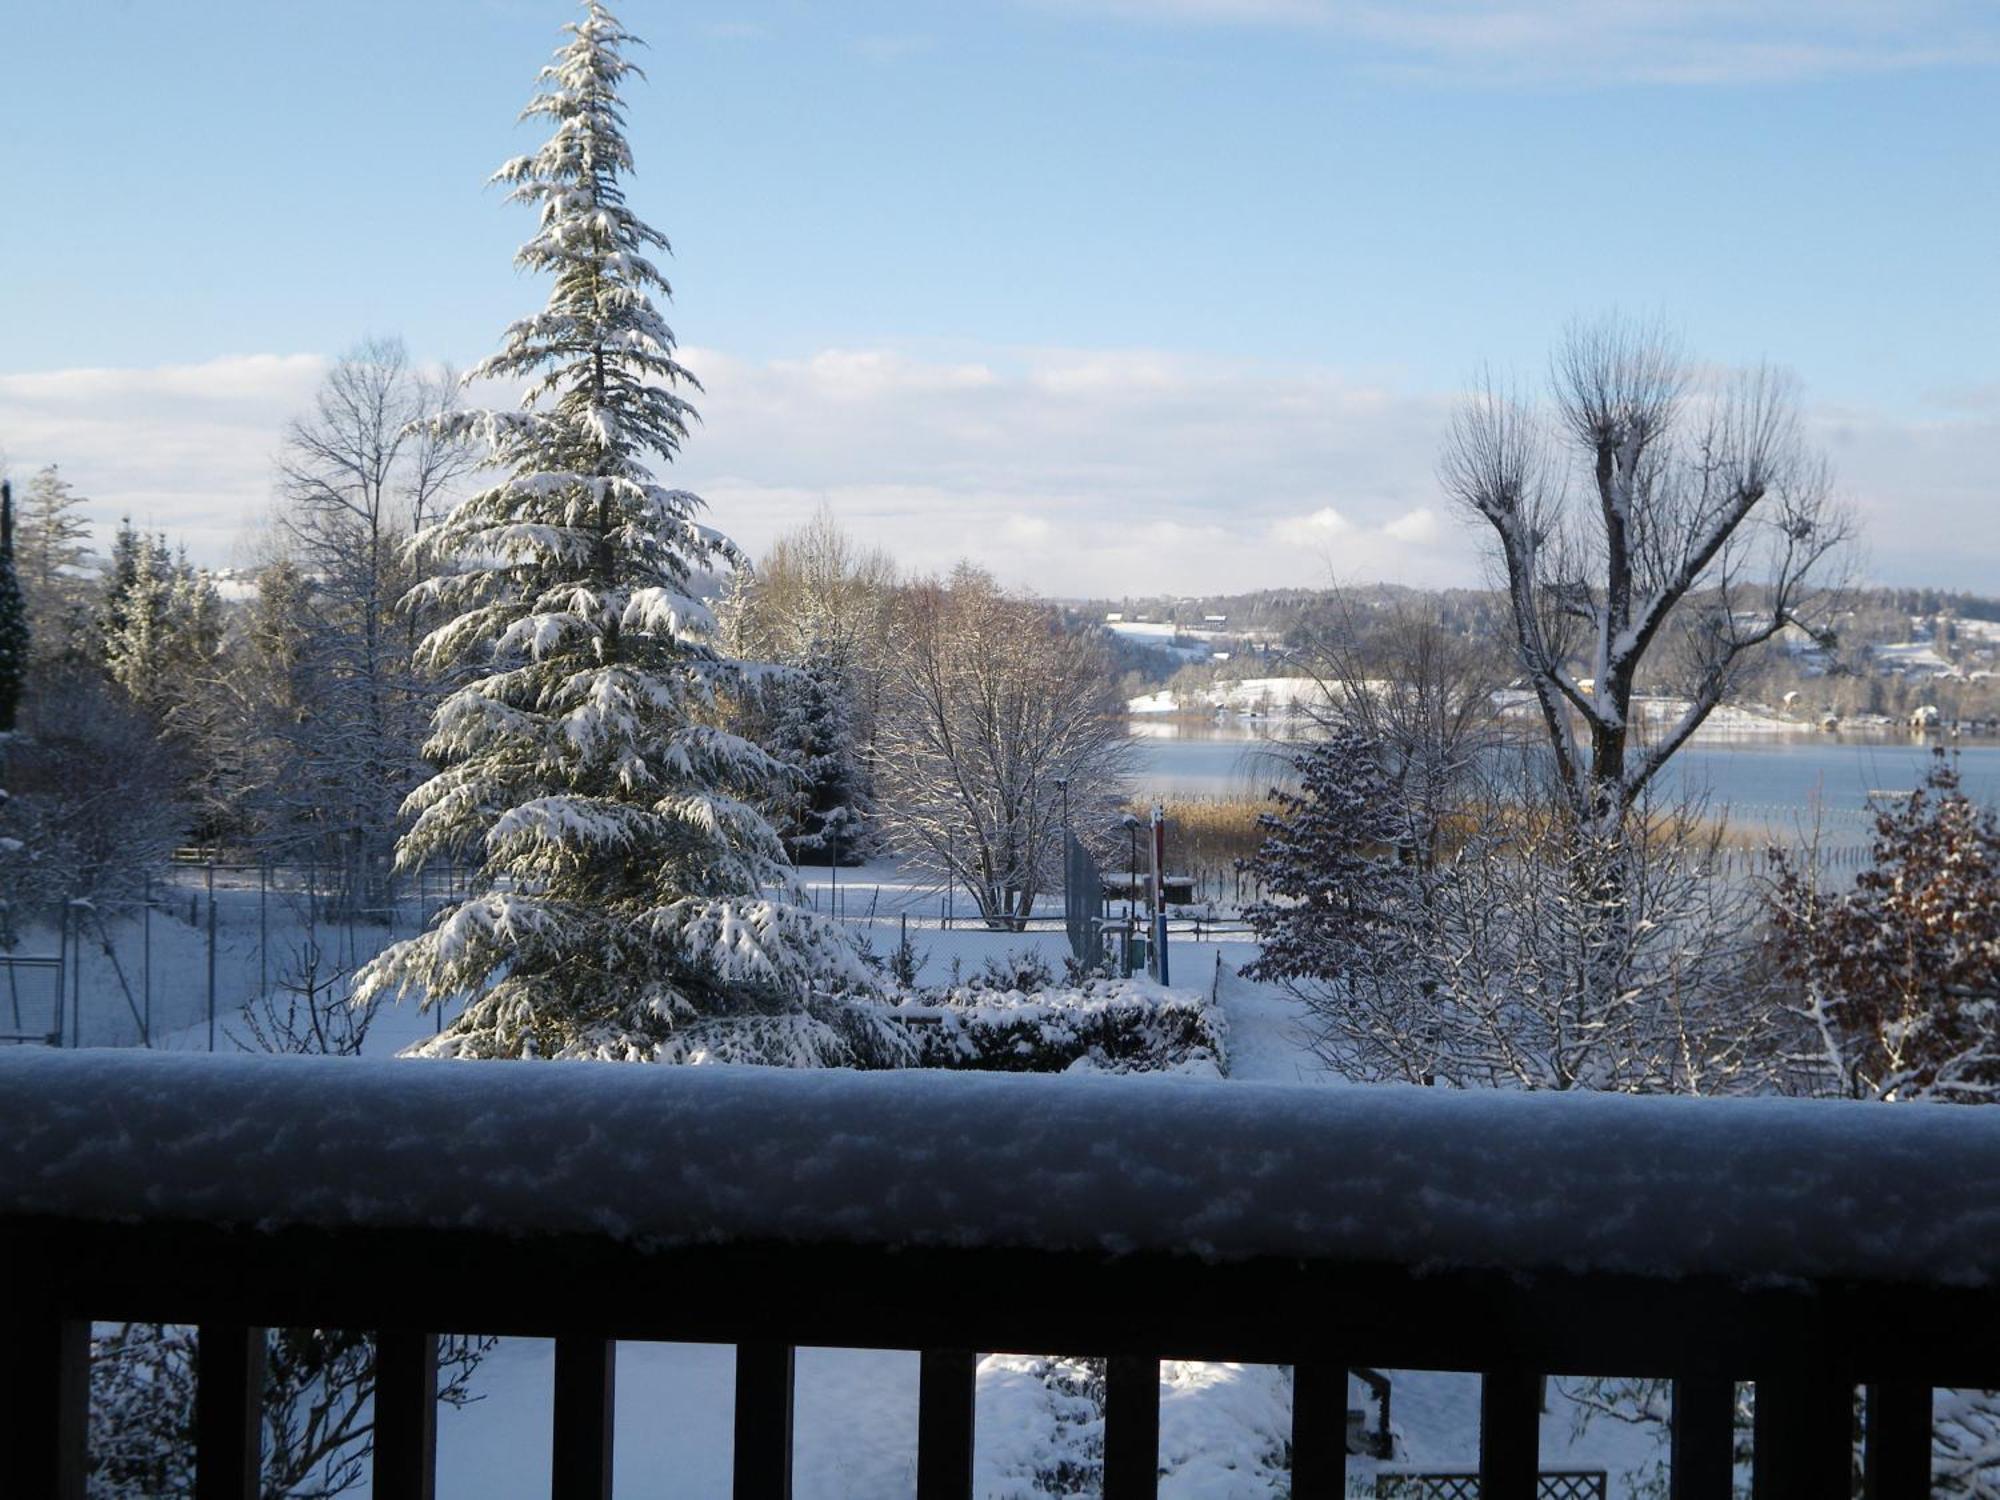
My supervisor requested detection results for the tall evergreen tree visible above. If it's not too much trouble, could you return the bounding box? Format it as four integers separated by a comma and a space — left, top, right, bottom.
357, 1, 873, 1062
16, 465, 91, 665
102, 533, 221, 718
0, 481, 28, 733
767, 641, 868, 865
1238, 731, 1417, 994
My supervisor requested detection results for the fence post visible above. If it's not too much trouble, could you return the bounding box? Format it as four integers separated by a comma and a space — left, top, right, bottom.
374, 1330, 439, 1500
195, 1323, 266, 1500
1290, 1361, 1348, 1498
733, 1342, 795, 1500
1863, 1382, 1931, 1500
70, 903, 82, 1047
207, 860, 218, 1052
1104, 1355, 1161, 1500
916, 1349, 976, 1500
1669, 1376, 1735, 1500
142, 875, 152, 1045
551, 1335, 615, 1500
0, 1310, 87, 1499
52, 900, 66, 1048
1752, 1372, 1852, 1499
1479, 1368, 1540, 1500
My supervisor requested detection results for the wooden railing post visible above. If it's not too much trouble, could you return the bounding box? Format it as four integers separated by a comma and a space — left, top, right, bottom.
0, 1311, 87, 1500
1104, 1355, 1160, 1500
1864, 1382, 1932, 1500
551, 1335, 615, 1500
1752, 1372, 1852, 1499
374, 1329, 439, 1500
917, 1348, 977, 1500
196, 1323, 266, 1500
1479, 1368, 1541, 1500
1669, 1376, 1736, 1500
1290, 1361, 1348, 1497
733, 1341, 795, 1500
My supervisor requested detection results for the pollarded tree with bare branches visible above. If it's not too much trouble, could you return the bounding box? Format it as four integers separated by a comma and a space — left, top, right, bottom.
1444, 317, 1852, 832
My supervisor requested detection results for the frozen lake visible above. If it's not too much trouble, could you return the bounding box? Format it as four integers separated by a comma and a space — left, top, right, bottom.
1128, 720, 2000, 842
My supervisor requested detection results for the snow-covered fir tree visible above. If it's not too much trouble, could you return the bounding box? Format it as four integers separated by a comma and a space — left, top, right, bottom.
0, 481, 27, 735
100, 530, 222, 720
766, 641, 869, 865
356, 1, 881, 1063
1238, 731, 1418, 994
16, 465, 91, 666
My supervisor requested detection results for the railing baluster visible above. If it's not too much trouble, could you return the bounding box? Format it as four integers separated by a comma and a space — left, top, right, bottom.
196, 1323, 266, 1500
733, 1341, 796, 1499
552, 1335, 615, 1500
1864, 1381, 1932, 1499
1479, 1368, 1540, 1500
1752, 1372, 1852, 1499
374, 1329, 439, 1500
0, 1311, 87, 1500
916, 1348, 977, 1500
1104, 1355, 1160, 1500
1669, 1376, 1736, 1500
1290, 1361, 1348, 1497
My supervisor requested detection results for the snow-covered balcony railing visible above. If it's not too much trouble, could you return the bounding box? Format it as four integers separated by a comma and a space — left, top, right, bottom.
5, 1054, 1999, 1500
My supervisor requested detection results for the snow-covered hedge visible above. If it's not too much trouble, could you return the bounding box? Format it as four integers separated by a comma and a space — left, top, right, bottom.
625, 978, 1225, 1075
9, 1049, 2000, 1285
892, 977, 1227, 1077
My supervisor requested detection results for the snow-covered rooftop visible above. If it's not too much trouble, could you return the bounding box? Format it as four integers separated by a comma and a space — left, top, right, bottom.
5, 1052, 1998, 1287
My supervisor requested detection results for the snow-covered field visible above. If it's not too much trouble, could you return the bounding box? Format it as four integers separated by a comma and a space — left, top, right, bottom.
32, 858, 1669, 1497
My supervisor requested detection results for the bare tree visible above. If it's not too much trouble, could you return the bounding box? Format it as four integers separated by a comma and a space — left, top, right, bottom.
874, 567, 1130, 929
719, 504, 897, 674
719, 509, 898, 858
1444, 317, 1852, 830
268, 337, 472, 911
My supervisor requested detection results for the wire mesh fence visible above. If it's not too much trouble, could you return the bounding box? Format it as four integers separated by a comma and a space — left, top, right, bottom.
2, 862, 477, 1051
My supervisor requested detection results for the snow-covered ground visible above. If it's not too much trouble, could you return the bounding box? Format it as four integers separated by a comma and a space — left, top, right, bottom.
32, 858, 1672, 1497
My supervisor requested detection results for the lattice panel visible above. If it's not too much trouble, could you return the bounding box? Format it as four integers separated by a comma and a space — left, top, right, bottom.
1374, 1472, 1607, 1500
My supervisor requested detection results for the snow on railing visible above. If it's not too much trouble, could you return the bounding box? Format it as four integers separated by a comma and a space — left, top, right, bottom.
5, 1051, 2000, 1499
4, 1050, 2000, 1285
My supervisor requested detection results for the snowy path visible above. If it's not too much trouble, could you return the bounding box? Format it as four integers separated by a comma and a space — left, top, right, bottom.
1199, 946, 1336, 1086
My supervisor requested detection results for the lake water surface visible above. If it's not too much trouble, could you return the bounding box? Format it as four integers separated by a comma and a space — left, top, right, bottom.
1129, 720, 2000, 845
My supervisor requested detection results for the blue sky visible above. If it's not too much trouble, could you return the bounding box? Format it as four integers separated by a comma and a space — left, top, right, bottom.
2, 0, 1996, 594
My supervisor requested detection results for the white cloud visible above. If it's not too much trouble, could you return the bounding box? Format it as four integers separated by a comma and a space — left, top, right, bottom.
0, 354, 328, 563
1270, 506, 1352, 545
1384, 507, 1441, 544
2, 344, 1992, 597
1053, 0, 2000, 85
674, 345, 1472, 595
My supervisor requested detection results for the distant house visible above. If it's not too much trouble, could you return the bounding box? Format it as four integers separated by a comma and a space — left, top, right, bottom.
1911, 704, 1942, 728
